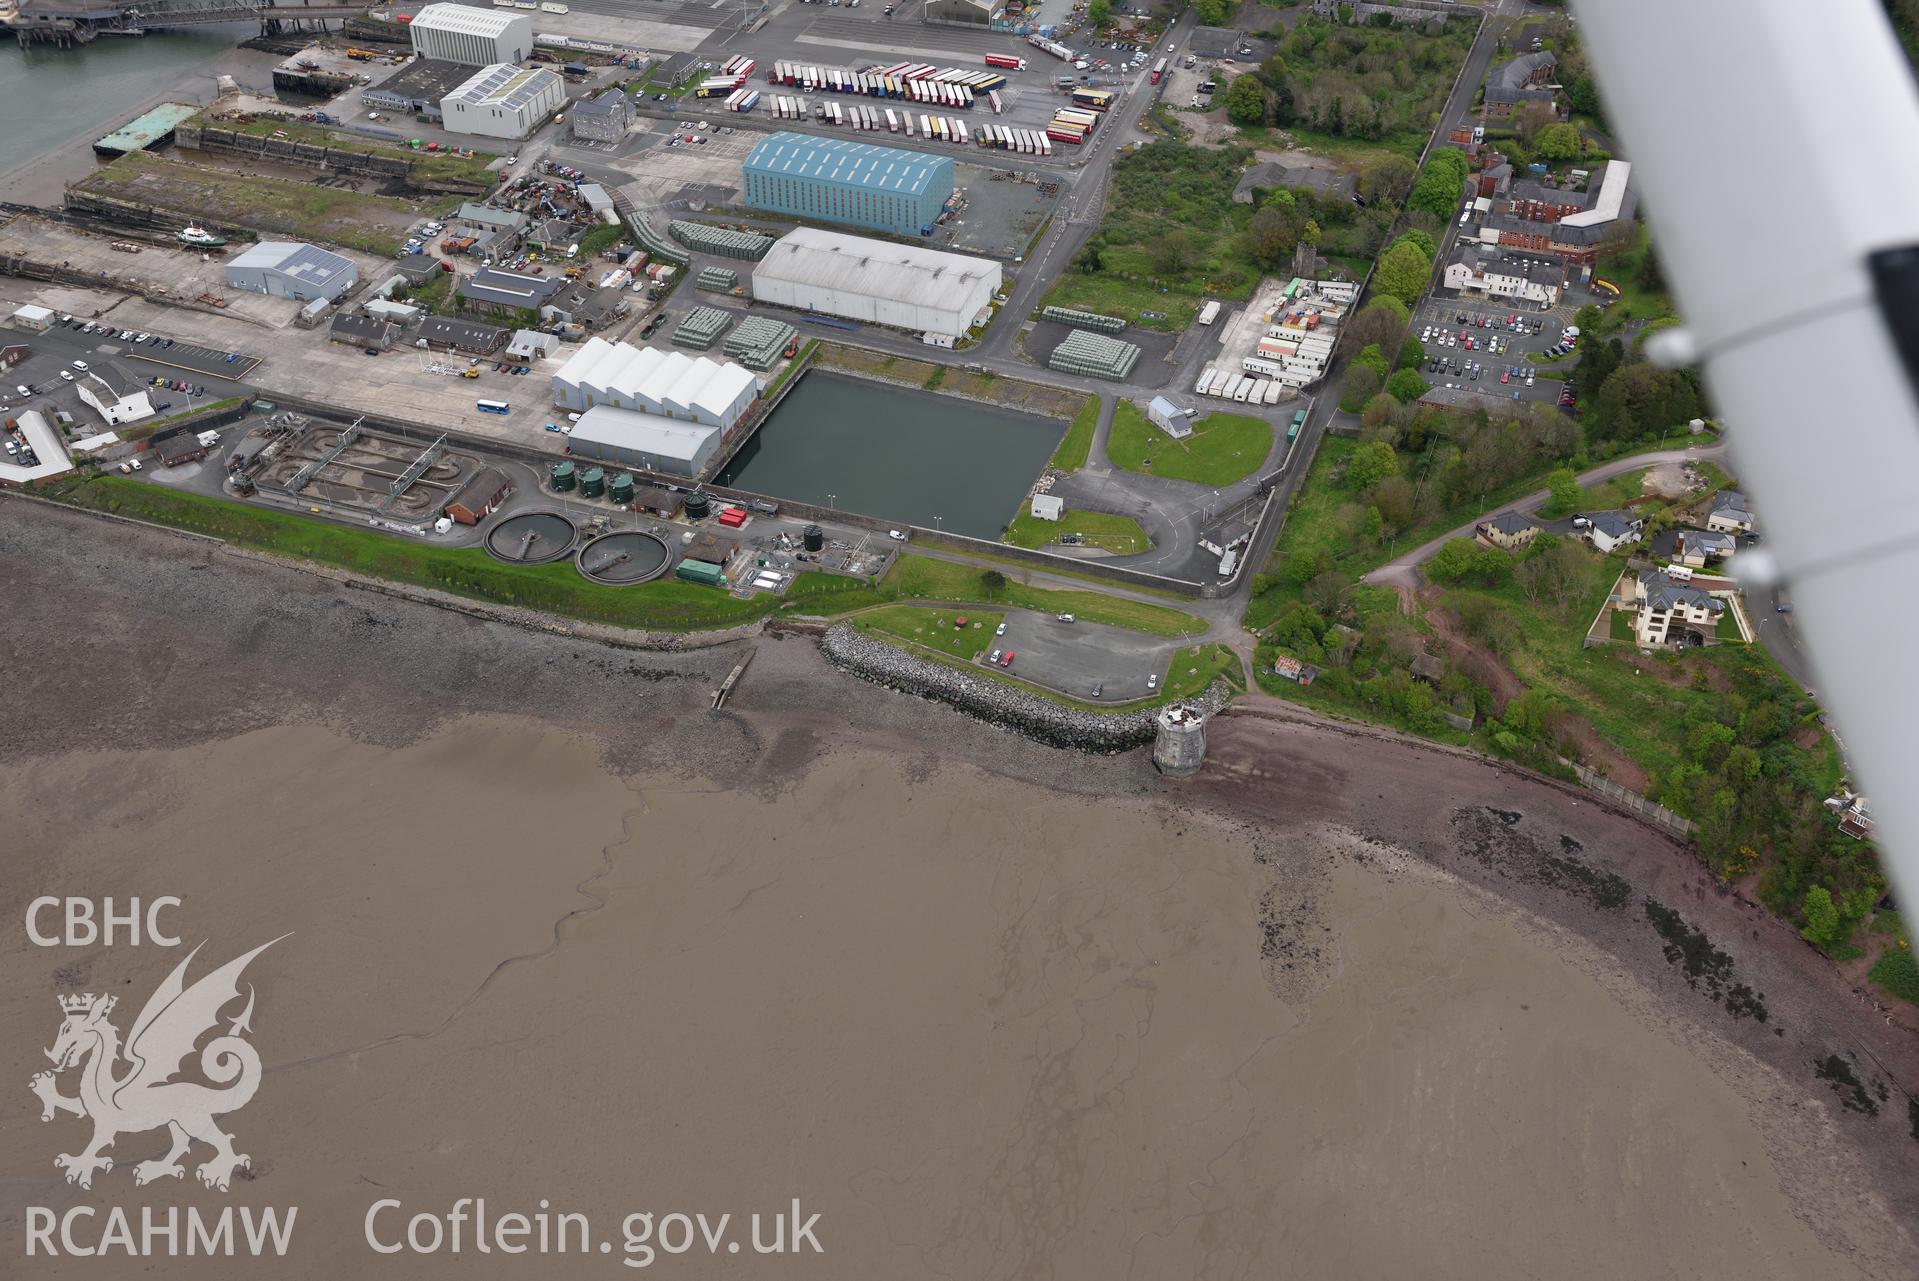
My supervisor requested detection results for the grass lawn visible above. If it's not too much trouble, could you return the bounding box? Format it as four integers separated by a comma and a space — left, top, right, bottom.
1160, 643, 1245, 700
48, 476, 881, 631
1107, 401, 1273, 486
853, 606, 1002, 662
1714, 609, 1744, 642
887, 555, 1205, 637
1049, 395, 1100, 472
1004, 508, 1151, 555
1609, 606, 1634, 641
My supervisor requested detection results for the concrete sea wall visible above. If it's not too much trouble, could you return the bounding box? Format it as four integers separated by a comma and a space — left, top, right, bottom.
821, 621, 1228, 752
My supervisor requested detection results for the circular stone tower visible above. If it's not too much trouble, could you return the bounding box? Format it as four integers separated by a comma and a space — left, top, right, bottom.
1152, 703, 1208, 777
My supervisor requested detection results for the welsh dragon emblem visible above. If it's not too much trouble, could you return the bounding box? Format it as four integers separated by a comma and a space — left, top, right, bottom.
31, 937, 287, 1192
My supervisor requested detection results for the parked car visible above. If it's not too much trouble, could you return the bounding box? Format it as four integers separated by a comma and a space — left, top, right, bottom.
989, 649, 1002, 664
71, 360, 88, 371
1147, 673, 1158, 690
994, 622, 1007, 636
59, 370, 73, 382
1000, 651, 1014, 667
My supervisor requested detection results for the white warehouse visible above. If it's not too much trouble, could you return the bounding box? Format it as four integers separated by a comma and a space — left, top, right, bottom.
441, 64, 564, 141
565, 407, 723, 479
408, 3, 532, 66
551, 338, 760, 427
751, 228, 1001, 341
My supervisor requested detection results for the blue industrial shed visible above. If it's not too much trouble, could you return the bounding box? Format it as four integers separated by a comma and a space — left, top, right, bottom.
742, 132, 954, 237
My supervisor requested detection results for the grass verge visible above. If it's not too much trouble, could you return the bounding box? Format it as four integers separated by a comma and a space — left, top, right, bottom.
1003, 508, 1150, 555
889, 555, 1205, 636
1050, 395, 1100, 472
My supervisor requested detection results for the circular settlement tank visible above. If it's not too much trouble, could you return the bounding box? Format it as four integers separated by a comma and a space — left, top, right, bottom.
802, 524, 825, 552
683, 490, 711, 520
550, 461, 576, 492
576, 531, 671, 585
579, 466, 606, 499
483, 510, 577, 564
608, 473, 634, 506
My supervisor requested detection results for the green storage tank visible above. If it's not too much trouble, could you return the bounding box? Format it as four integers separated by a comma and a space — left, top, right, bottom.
608, 473, 634, 506
674, 558, 725, 586
550, 461, 576, 492
579, 466, 605, 498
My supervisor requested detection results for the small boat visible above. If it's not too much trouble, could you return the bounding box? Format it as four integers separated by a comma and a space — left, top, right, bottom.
178, 225, 227, 248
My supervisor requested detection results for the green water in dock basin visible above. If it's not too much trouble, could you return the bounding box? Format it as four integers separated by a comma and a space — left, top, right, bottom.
717, 373, 1064, 541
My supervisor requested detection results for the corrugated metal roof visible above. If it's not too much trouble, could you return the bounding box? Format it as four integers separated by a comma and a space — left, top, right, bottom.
410, 3, 526, 38
570, 405, 720, 463
447, 64, 560, 111
754, 228, 998, 312
230, 241, 355, 289
743, 132, 951, 198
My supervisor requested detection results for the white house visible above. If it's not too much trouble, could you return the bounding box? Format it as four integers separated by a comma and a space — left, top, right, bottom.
1624, 570, 1725, 648
1030, 494, 1064, 521
77, 367, 154, 427
1442, 245, 1565, 307
1584, 510, 1643, 554
1705, 490, 1755, 535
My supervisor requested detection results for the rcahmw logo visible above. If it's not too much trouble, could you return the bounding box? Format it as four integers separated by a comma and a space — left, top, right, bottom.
24, 923, 299, 1260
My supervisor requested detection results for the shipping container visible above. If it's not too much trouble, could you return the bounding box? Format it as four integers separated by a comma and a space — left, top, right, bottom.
885, 107, 899, 131
674, 559, 726, 586
1070, 87, 1115, 111
737, 90, 759, 112
903, 113, 914, 136
919, 114, 932, 136
1046, 127, 1084, 145
952, 120, 968, 144
1038, 134, 1052, 156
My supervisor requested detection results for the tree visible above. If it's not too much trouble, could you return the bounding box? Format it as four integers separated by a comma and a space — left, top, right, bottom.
1088, 0, 1110, 25
1375, 239, 1434, 306
1534, 122, 1584, 163
1513, 101, 1557, 147
1384, 369, 1428, 403
1301, 218, 1322, 246
1545, 466, 1580, 515
1305, 571, 1354, 618
1396, 336, 1426, 371
1407, 149, 1470, 222
1388, 228, 1435, 260
1344, 440, 1400, 491
1195, 0, 1229, 24
1338, 363, 1383, 413
979, 569, 1007, 597
1343, 297, 1409, 355
1075, 240, 1104, 274
1800, 885, 1843, 951
1248, 203, 1297, 268
1151, 228, 1195, 275
1571, 304, 1604, 336
1353, 342, 1392, 380
1358, 154, 1417, 208
1568, 76, 1604, 121
1225, 74, 1269, 126
1427, 538, 1484, 585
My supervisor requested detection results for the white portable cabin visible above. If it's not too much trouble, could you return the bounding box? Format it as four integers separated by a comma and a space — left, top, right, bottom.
1263, 379, 1284, 405
1196, 367, 1218, 395
1233, 378, 1256, 403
